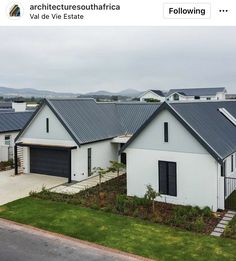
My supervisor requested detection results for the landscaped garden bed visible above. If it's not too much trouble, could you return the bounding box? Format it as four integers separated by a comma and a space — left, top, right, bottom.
30, 174, 224, 234
0, 160, 14, 171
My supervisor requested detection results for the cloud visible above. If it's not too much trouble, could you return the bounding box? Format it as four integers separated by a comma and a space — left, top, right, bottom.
0, 27, 235, 93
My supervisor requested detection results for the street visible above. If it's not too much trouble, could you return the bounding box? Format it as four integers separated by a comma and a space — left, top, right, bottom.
0, 219, 141, 261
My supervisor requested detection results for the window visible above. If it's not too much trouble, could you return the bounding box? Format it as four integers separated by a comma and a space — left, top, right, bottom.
194, 96, 200, 100
159, 161, 177, 196
46, 118, 49, 133
231, 155, 234, 172
221, 161, 226, 177
173, 93, 179, 101
88, 148, 92, 176
164, 122, 168, 142
206, 97, 211, 100
4, 135, 10, 146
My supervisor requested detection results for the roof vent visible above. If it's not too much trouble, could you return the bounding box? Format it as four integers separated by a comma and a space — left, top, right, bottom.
218, 108, 236, 126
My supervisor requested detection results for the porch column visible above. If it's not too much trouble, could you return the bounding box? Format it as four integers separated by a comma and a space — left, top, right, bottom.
14, 145, 18, 175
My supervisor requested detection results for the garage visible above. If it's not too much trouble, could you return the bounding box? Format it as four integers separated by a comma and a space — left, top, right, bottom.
30, 147, 70, 178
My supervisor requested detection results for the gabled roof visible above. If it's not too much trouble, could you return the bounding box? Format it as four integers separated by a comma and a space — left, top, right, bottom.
121, 101, 236, 163
0, 111, 33, 133
139, 89, 165, 98
150, 90, 165, 97
167, 87, 226, 97
16, 99, 159, 146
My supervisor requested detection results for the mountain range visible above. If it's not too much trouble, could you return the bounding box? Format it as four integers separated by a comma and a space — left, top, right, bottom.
0, 87, 143, 98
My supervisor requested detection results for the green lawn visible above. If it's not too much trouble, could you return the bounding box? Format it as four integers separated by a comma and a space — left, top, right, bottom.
1, 198, 236, 261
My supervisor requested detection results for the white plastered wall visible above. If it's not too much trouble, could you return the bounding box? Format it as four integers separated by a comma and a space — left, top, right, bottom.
125, 109, 222, 211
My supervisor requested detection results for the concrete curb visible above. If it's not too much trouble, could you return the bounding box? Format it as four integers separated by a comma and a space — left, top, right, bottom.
0, 218, 155, 261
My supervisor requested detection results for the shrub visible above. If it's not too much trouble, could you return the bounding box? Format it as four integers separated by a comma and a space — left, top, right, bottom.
193, 217, 205, 232
132, 196, 150, 207
202, 206, 212, 217
115, 195, 129, 212
144, 185, 160, 213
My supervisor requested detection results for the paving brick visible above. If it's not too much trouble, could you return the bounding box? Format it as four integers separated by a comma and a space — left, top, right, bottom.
217, 223, 226, 229
225, 214, 234, 218
214, 227, 224, 233
219, 220, 229, 225
227, 211, 236, 215
211, 232, 221, 237
222, 217, 232, 221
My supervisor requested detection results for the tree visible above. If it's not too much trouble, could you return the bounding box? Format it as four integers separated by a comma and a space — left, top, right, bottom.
144, 98, 160, 103
144, 185, 160, 213
108, 160, 126, 177
92, 167, 108, 190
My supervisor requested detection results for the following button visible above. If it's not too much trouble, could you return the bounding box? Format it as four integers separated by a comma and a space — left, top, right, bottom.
164, 3, 211, 19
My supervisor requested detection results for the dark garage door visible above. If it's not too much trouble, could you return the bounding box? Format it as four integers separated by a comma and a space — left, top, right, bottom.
30, 147, 70, 178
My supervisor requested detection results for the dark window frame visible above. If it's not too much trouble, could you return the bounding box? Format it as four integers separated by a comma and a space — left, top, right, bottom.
164, 122, 169, 142
88, 148, 92, 176
231, 155, 234, 172
46, 118, 49, 133
4, 135, 11, 145
221, 161, 226, 177
158, 160, 177, 197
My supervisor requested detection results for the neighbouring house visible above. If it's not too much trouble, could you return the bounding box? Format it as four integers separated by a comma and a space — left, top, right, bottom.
226, 94, 236, 100
0, 101, 27, 112
166, 87, 226, 101
139, 90, 166, 102
0, 111, 33, 161
121, 100, 236, 211
14, 99, 158, 181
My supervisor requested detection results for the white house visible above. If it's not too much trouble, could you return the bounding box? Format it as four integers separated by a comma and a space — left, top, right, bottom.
121, 100, 236, 211
0, 111, 33, 161
166, 87, 226, 101
139, 90, 166, 102
15, 99, 158, 182
14, 98, 236, 211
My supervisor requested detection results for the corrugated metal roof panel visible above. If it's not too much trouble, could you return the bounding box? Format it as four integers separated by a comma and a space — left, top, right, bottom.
171, 101, 236, 159
48, 99, 123, 144
0, 111, 33, 133
115, 103, 159, 134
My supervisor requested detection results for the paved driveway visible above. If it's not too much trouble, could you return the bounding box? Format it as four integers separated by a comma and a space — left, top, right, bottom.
0, 170, 67, 205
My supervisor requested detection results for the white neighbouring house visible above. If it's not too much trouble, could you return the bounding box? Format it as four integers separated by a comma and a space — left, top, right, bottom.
0, 111, 33, 161
121, 101, 236, 211
166, 87, 226, 101
139, 90, 166, 102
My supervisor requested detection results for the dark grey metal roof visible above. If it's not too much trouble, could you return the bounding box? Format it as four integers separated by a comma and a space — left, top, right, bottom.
47, 99, 123, 145
167, 87, 226, 97
0, 102, 12, 109
114, 103, 159, 134
98, 102, 159, 135
150, 90, 165, 97
0, 111, 33, 133
40, 99, 159, 145
171, 101, 236, 160
122, 101, 236, 162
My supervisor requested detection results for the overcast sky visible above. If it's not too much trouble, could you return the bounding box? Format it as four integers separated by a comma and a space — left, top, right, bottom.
0, 27, 236, 93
